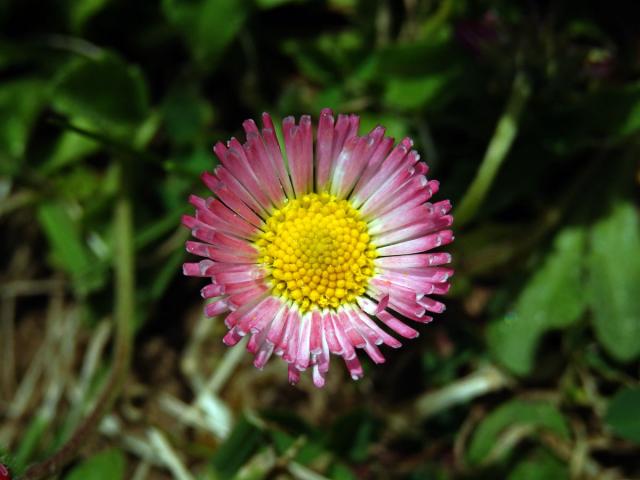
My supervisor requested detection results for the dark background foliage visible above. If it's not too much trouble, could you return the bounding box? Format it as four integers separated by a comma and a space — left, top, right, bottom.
1, 0, 639, 479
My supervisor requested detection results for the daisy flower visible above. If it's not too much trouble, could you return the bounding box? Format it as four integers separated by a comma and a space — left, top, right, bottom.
182, 109, 454, 387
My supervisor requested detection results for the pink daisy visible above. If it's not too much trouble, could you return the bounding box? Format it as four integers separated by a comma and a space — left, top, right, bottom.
182, 109, 454, 387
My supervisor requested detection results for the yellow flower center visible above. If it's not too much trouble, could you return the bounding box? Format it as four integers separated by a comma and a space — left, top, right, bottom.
255, 193, 377, 311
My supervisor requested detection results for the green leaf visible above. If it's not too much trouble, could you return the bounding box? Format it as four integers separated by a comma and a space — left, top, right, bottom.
43, 127, 101, 174
148, 245, 186, 302
605, 387, 640, 443
587, 202, 640, 362
0, 448, 15, 477
163, 0, 249, 67
546, 82, 640, 153
282, 31, 365, 85
162, 86, 214, 146
135, 208, 188, 250
584, 82, 640, 139
487, 227, 587, 375
53, 166, 105, 201
212, 416, 265, 479
68, 0, 109, 31
467, 400, 570, 465
52, 53, 150, 133
269, 429, 296, 455
329, 411, 380, 462
508, 449, 568, 480
13, 414, 50, 470
328, 463, 358, 480
256, 0, 299, 9
37, 201, 104, 295
64, 449, 125, 480
383, 70, 458, 111
372, 32, 460, 79
0, 79, 47, 172
358, 114, 409, 141
281, 39, 337, 85
233, 447, 276, 480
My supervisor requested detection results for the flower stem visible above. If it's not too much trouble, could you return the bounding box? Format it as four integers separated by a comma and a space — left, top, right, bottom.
20, 160, 134, 480
455, 72, 531, 227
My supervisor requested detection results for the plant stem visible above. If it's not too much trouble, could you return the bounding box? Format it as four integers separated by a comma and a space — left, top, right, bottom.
387, 365, 512, 434
414, 364, 512, 419
455, 72, 531, 227
20, 160, 134, 480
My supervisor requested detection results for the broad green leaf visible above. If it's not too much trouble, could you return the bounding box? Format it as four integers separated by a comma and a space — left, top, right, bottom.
487, 227, 587, 375
68, 0, 109, 31
53, 166, 105, 202
605, 387, 640, 443
372, 32, 460, 79
467, 400, 569, 465
358, 114, 409, 141
383, 71, 458, 111
282, 31, 364, 85
328, 463, 358, 480
0, 79, 47, 172
587, 202, 640, 362
162, 0, 248, 67
256, 0, 299, 9
162, 86, 214, 146
64, 449, 125, 480
212, 416, 264, 479
406, 466, 450, 480
281, 39, 337, 85
43, 128, 101, 173
508, 449, 568, 480
292, 439, 326, 466
270, 429, 296, 455
52, 53, 149, 133
328, 0, 357, 9
37, 201, 104, 295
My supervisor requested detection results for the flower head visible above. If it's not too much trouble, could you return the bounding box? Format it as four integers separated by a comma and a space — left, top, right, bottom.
0, 464, 10, 480
183, 109, 454, 387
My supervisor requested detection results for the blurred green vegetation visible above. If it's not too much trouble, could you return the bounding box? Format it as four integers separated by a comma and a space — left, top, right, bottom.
1, 0, 639, 479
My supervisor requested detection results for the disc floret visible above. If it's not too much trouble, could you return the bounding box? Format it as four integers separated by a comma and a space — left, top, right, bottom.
255, 193, 377, 311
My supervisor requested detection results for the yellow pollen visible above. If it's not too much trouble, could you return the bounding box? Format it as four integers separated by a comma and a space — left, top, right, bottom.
255, 193, 377, 311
